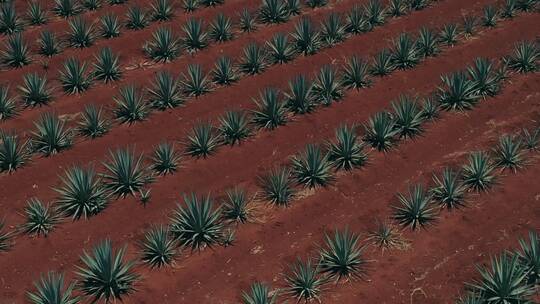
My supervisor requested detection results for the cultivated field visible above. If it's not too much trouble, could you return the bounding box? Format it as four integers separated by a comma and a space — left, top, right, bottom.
0, 0, 539, 303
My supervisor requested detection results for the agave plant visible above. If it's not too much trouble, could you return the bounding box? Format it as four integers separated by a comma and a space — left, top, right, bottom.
0, 220, 13, 252
212, 56, 239, 85
260, 167, 295, 205
327, 125, 368, 170
27, 272, 79, 304
259, 0, 290, 24
182, 17, 208, 53
26, 1, 47, 26
143, 27, 182, 62
319, 228, 367, 281
0, 85, 16, 120
505, 41, 539, 73
420, 96, 439, 120
346, 5, 371, 34
31, 113, 73, 156
53, 0, 82, 18
59, 58, 93, 94
493, 134, 524, 172
306, 0, 328, 8
516, 0, 537, 11
461, 151, 496, 192
522, 127, 539, 150
393, 184, 437, 230
76, 239, 139, 302
439, 23, 459, 46
139, 188, 151, 206
455, 293, 484, 304
287, 0, 301, 15
371, 49, 395, 76
292, 17, 321, 56
291, 144, 333, 188
185, 122, 220, 158
391, 33, 420, 69
0, 3, 24, 34
18, 73, 52, 107
285, 259, 327, 303
416, 27, 439, 58
430, 168, 466, 209
363, 111, 399, 152
467, 57, 501, 98
0, 132, 31, 173
201, 0, 224, 6
221, 187, 250, 224
501, 0, 518, 19
181, 64, 212, 97
462, 15, 477, 36
38, 30, 62, 57
482, 5, 498, 27
209, 13, 233, 42
55, 166, 109, 219
252, 88, 287, 129
267, 32, 296, 64
102, 148, 153, 198
108, 0, 128, 4
100, 13, 121, 39
241, 282, 278, 304
516, 231, 539, 285
151, 0, 174, 21
1, 33, 30, 68
391, 95, 425, 138
240, 42, 268, 75
367, 220, 407, 251
239, 8, 257, 33
312, 65, 344, 106
341, 56, 371, 89
320, 12, 347, 47
140, 225, 177, 268
93, 47, 122, 83
284, 74, 316, 114
148, 71, 184, 110
151, 142, 181, 175
170, 193, 223, 251
78, 104, 110, 138
82, 0, 102, 10
183, 0, 199, 12
68, 16, 96, 48
365, 0, 386, 27
218, 110, 251, 145
114, 85, 150, 123
22, 198, 60, 236
437, 71, 479, 111
387, 0, 407, 17
126, 6, 149, 30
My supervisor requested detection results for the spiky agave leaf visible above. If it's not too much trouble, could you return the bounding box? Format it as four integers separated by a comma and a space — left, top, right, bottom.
0, 220, 13, 252
319, 228, 367, 281
55, 166, 109, 219
416, 27, 439, 58
101, 148, 153, 198
170, 193, 223, 251
93, 47, 122, 83
126, 6, 149, 30
391, 32, 420, 69
367, 220, 407, 251
76, 239, 139, 302
505, 41, 539, 73
240, 42, 268, 75
59, 57, 93, 94
182, 17, 208, 53
218, 110, 251, 145
53, 0, 82, 18
387, 0, 408, 17
306, 0, 328, 8
370, 48, 395, 76
320, 12, 347, 47
493, 134, 525, 172
185, 122, 220, 158
0, 131, 31, 173
0, 3, 24, 35
114, 85, 150, 123
182, 0, 200, 12
26, 1, 47, 26
181, 64, 212, 97
284, 74, 316, 114
461, 151, 496, 192
22, 198, 60, 236
327, 124, 367, 170
393, 184, 437, 230
251, 87, 287, 129
341, 55, 371, 90
291, 144, 333, 188
148, 71, 184, 110
467, 57, 501, 98
482, 5, 498, 27
68, 16, 95, 48
78, 104, 110, 138
431, 168, 466, 209
151, 142, 181, 175
439, 23, 459, 46
521, 127, 539, 150
143, 27, 182, 62
221, 187, 250, 224
285, 258, 327, 303
267, 32, 296, 64
420, 95, 439, 120
391, 94, 425, 139
462, 15, 477, 36
516, 230, 539, 285
346, 5, 371, 34
1, 33, 30, 68
260, 167, 295, 206
27, 272, 79, 304
259, 0, 290, 24
312, 65, 344, 106
292, 17, 321, 56
212, 56, 239, 85
239, 8, 257, 33
363, 111, 399, 152
437, 71, 479, 111
31, 113, 73, 156
82, 0, 102, 10
151, 0, 174, 21
209, 13, 233, 42
241, 282, 278, 304
140, 225, 177, 268
38, 30, 62, 57
100, 13, 121, 39
0, 85, 16, 120
365, 0, 386, 27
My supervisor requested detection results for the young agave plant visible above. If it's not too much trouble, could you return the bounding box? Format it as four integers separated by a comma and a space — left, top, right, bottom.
126, 6, 149, 30
143, 27, 182, 63
439, 23, 459, 46
285, 258, 327, 303
0, 3, 24, 34
292, 17, 321, 56
391, 32, 420, 69
346, 5, 371, 34
100, 13, 121, 39
505, 41, 539, 73
38, 30, 62, 57
151, 142, 181, 175
467, 57, 501, 98
1, 33, 31, 68
462, 15, 477, 37
201, 0, 224, 6
26, 1, 47, 26
114, 85, 150, 123
260, 167, 295, 206
78, 104, 110, 138
93, 47, 122, 83
59, 58, 93, 94
169, 193, 223, 251
312, 65, 344, 106
409, 0, 430, 10
516, 0, 537, 11
393, 184, 437, 230
218, 110, 251, 145
182, 17, 208, 53
53, 0, 82, 18
364, 0, 386, 27
320, 12, 347, 47
68, 16, 96, 48
267, 32, 296, 64
240, 42, 268, 75
493, 134, 525, 172
521, 127, 539, 150
151, 0, 174, 21
221, 187, 250, 224
482, 5, 498, 27
212, 56, 239, 85
209, 13, 233, 43
387, 0, 408, 17
437, 71, 479, 111
251, 88, 287, 130
461, 151, 496, 192
182, 0, 200, 13
284, 74, 316, 114
140, 225, 177, 268
148, 71, 184, 110
18, 73, 52, 107
181, 64, 212, 97
185, 122, 220, 158
101, 148, 153, 198
239, 8, 257, 33
391, 95, 425, 139
241, 282, 278, 304
306, 0, 328, 8
259, 0, 290, 24
327, 125, 368, 171
319, 228, 367, 282
108, 0, 128, 4
82, 0, 102, 10
291, 144, 333, 188
76, 239, 139, 302
22, 198, 60, 237
420, 95, 439, 120
370, 49, 395, 76
416, 27, 439, 58
0, 132, 31, 173
0, 86, 16, 120
501, 0, 518, 19
515, 230, 539, 285
0, 220, 13, 252
430, 168, 467, 209
367, 220, 407, 251
27, 272, 79, 304
363, 111, 399, 152
287, 0, 301, 15
341, 56, 371, 90
55, 166, 109, 219
31, 113, 73, 156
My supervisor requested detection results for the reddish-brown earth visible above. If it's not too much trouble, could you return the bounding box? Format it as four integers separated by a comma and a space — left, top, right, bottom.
0, 0, 538, 303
